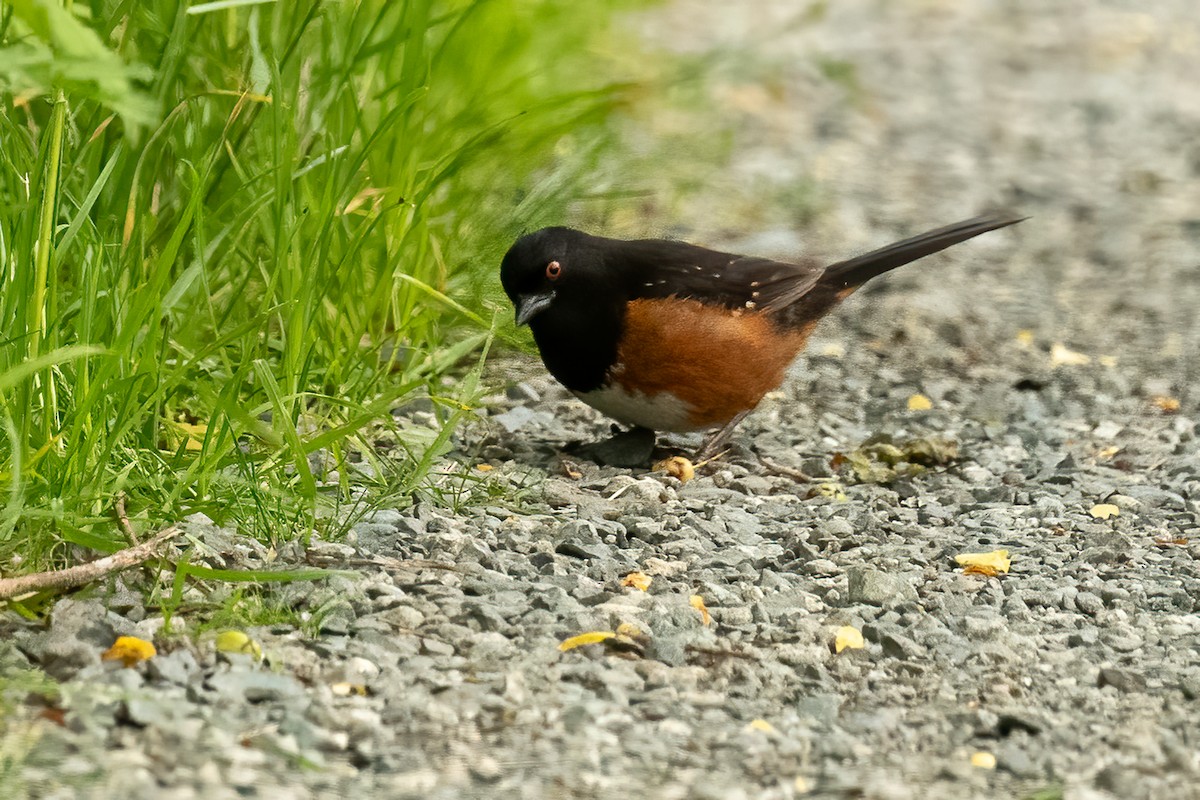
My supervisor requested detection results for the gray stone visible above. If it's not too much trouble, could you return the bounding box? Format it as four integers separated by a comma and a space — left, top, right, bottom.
147, 648, 201, 686
1097, 667, 1147, 693
206, 669, 306, 703
846, 567, 919, 608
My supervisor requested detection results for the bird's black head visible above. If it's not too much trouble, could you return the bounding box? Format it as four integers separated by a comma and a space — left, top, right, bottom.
500, 227, 611, 325
499, 226, 628, 391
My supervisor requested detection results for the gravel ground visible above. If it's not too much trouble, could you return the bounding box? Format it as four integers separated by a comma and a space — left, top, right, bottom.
4, 1, 1200, 798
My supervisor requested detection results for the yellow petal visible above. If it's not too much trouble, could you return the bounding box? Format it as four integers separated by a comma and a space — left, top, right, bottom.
621, 571, 653, 592
690, 595, 712, 626
614, 622, 643, 638
654, 456, 695, 483
906, 394, 933, 411
1050, 343, 1091, 367
745, 719, 776, 734
1090, 503, 1120, 520
970, 751, 997, 769
955, 549, 1011, 575
101, 636, 156, 667
215, 630, 263, 660
558, 631, 615, 652
330, 682, 369, 697
1151, 395, 1180, 414
834, 625, 865, 653
814, 482, 847, 502
475, 464, 494, 472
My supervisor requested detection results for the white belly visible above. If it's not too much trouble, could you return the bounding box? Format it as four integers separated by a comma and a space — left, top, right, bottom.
573, 383, 702, 432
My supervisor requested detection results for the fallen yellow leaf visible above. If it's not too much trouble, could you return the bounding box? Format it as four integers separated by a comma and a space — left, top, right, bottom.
1151, 395, 1180, 414
1050, 343, 1091, 367
745, 719, 776, 734
1096, 445, 1121, 460
813, 482, 848, 502
215, 630, 263, 660
970, 751, 997, 769
654, 456, 695, 483
621, 571, 653, 592
690, 594, 712, 626
906, 393, 933, 411
558, 631, 616, 652
615, 622, 643, 638
475, 463, 494, 472
834, 625, 865, 653
101, 636, 156, 667
167, 420, 209, 451
1090, 503, 1120, 520
955, 549, 1011, 575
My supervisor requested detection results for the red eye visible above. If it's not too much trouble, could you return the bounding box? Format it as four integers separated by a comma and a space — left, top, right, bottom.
545, 261, 562, 280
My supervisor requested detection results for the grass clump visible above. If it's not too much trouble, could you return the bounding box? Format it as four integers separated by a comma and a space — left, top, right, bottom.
0, 0, 642, 575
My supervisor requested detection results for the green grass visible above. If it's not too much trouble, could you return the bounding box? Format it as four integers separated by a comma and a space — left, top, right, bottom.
0, 0, 644, 576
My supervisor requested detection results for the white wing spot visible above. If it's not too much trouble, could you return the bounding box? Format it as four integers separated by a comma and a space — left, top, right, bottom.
713, 273, 721, 279
644, 282, 654, 288
750, 281, 760, 288
752, 290, 760, 298
693, 265, 702, 271
745, 300, 756, 309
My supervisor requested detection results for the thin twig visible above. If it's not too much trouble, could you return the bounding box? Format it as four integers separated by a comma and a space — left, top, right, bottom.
114, 492, 139, 545
0, 525, 179, 602
693, 450, 729, 470
756, 453, 817, 482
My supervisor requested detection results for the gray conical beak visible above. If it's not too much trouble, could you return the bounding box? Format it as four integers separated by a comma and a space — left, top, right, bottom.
514, 291, 554, 326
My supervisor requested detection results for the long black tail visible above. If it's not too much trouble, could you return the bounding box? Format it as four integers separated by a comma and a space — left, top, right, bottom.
822, 211, 1025, 291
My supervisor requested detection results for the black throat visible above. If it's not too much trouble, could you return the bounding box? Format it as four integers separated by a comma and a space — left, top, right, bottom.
527, 294, 624, 393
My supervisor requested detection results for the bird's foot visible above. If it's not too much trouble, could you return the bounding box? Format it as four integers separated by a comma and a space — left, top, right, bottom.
573, 425, 658, 467
694, 412, 749, 464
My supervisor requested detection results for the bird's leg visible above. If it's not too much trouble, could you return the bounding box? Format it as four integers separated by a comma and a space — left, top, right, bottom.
695, 412, 749, 463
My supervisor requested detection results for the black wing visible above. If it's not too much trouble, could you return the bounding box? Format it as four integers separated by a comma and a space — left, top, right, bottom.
613, 238, 825, 313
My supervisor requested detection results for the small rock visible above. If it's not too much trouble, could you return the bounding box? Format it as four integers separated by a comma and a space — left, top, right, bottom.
1097, 667, 1147, 693
207, 669, 305, 703
1068, 628, 1099, 647
804, 558, 841, 577
33, 599, 121, 680
1074, 591, 1105, 616
846, 567, 919, 608
470, 754, 504, 782
795, 692, 843, 725
880, 633, 922, 660
148, 648, 201, 686
492, 406, 540, 433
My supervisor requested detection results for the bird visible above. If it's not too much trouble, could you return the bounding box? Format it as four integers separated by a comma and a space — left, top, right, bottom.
500, 212, 1024, 460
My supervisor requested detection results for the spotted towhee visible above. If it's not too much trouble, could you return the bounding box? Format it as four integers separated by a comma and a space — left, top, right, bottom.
501, 212, 1023, 458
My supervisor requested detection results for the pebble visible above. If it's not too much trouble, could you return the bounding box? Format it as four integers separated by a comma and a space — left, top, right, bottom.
846, 567, 919, 608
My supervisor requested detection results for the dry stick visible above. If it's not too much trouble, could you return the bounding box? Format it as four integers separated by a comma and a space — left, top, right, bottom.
0, 525, 179, 602
756, 453, 817, 483
115, 492, 140, 545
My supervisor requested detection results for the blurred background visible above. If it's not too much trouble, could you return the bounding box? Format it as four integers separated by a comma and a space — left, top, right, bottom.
1, 0, 1196, 567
